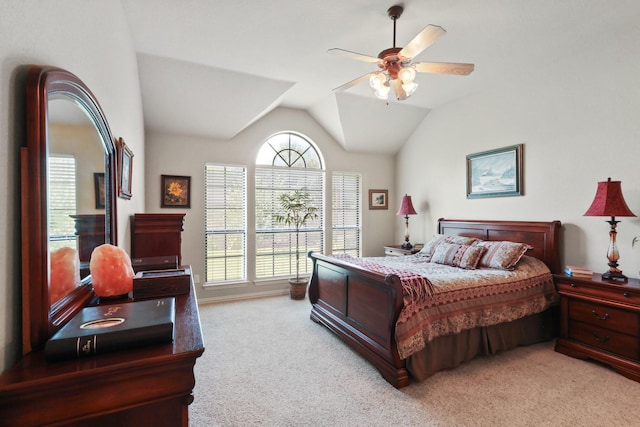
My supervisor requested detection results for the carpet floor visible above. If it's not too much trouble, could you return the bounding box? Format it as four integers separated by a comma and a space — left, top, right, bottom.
190, 295, 640, 426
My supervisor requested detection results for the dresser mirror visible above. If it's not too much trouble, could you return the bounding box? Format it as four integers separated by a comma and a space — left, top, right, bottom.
22, 65, 118, 353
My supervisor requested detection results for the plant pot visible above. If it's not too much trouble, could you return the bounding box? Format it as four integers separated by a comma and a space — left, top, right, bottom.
288, 278, 308, 300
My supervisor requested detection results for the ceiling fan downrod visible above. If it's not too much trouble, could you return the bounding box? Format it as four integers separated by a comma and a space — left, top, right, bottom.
387, 5, 403, 48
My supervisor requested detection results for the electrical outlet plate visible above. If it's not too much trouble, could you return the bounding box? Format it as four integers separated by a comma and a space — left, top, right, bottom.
194, 274, 200, 283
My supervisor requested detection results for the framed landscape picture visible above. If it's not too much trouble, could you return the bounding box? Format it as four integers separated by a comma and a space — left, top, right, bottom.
161, 174, 191, 208
117, 137, 133, 200
466, 144, 523, 199
369, 189, 388, 210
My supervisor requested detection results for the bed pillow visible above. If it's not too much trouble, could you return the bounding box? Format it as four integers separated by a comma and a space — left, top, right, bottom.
418, 234, 480, 257
475, 240, 533, 270
430, 243, 486, 269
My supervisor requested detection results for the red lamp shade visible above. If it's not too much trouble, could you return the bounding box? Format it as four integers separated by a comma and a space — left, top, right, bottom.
584, 178, 636, 218
583, 178, 636, 282
397, 194, 417, 216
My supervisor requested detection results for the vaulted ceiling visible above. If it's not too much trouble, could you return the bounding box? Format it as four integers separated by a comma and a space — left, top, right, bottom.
121, 0, 638, 154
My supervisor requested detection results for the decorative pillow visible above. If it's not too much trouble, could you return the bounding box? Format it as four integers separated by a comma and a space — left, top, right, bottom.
430, 243, 486, 269
475, 240, 533, 270
418, 234, 480, 257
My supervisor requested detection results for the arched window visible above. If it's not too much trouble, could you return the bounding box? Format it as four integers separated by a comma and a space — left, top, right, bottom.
255, 132, 324, 279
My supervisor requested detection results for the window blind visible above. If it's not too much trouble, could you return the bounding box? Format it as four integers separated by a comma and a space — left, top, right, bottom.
255, 166, 324, 278
332, 172, 361, 256
48, 155, 77, 251
205, 164, 246, 283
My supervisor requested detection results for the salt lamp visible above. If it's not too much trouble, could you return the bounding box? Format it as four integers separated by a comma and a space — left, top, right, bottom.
89, 244, 135, 298
50, 247, 80, 305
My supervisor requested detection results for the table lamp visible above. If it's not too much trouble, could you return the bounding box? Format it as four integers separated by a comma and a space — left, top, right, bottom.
397, 194, 417, 249
584, 177, 636, 281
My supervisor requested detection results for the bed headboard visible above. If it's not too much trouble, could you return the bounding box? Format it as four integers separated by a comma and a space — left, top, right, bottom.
438, 218, 562, 274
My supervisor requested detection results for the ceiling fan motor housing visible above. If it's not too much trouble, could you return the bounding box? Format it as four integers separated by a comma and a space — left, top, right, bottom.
377, 47, 408, 80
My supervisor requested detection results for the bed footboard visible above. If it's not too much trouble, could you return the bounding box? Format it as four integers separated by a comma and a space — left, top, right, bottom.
307, 252, 409, 388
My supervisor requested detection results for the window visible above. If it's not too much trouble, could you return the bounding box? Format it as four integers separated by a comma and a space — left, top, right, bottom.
205, 164, 247, 283
48, 155, 77, 251
255, 132, 324, 279
332, 172, 361, 256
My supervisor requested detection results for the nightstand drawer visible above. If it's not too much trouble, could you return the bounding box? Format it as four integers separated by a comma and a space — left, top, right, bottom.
556, 279, 640, 306
384, 245, 422, 256
569, 320, 639, 359
385, 247, 406, 256
568, 299, 639, 335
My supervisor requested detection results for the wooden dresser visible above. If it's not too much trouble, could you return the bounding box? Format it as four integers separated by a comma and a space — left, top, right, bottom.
0, 276, 204, 426
71, 214, 106, 263
131, 213, 185, 264
555, 273, 640, 382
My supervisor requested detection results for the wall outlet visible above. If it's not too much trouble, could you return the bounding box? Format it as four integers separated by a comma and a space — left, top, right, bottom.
194, 274, 200, 283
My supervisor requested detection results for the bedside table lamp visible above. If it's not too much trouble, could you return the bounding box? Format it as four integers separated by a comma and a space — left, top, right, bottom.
397, 194, 417, 249
584, 177, 636, 281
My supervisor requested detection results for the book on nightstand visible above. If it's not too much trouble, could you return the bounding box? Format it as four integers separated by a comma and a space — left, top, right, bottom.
564, 265, 593, 278
45, 297, 175, 361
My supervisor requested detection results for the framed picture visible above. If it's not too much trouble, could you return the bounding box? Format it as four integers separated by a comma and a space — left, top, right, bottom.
466, 144, 523, 199
117, 137, 133, 200
369, 189, 388, 210
93, 172, 105, 209
161, 174, 191, 208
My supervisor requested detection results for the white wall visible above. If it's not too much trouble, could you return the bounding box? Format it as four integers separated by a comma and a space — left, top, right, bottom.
0, 1, 145, 372
396, 26, 640, 277
145, 107, 395, 301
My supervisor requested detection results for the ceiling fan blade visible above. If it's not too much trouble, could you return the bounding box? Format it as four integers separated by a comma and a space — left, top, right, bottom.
328, 48, 380, 64
391, 79, 408, 101
399, 25, 447, 59
333, 73, 374, 92
414, 62, 475, 75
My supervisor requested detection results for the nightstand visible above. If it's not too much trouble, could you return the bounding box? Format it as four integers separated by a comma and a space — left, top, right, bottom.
554, 273, 640, 383
384, 244, 423, 256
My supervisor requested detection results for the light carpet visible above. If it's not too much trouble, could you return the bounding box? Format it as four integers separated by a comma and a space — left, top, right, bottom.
191, 295, 640, 426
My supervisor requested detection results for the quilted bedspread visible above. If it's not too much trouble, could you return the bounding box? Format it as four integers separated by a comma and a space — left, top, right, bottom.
326, 254, 557, 359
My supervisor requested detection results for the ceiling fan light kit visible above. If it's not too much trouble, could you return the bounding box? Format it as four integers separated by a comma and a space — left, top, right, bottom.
330, 4, 474, 102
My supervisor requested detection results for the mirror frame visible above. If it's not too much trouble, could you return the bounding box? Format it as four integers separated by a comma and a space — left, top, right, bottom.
22, 65, 118, 353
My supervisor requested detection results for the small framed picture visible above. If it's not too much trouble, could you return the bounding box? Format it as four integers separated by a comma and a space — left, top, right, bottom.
117, 137, 133, 200
369, 189, 388, 210
161, 175, 191, 208
466, 144, 523, 199
93, 172, 105, 209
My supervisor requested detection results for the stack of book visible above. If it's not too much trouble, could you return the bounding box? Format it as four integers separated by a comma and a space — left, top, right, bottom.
564, 265, 593, 278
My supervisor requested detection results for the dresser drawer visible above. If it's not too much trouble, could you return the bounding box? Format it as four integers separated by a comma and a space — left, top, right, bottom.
556, 279, 640, 306
569, 320, 640, 359
568, 299, 640, 335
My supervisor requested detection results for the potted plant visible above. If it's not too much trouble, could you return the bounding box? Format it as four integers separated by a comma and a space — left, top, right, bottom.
273, 190, 318, 300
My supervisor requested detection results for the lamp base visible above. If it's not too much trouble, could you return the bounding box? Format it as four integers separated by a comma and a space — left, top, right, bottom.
601, 270, 628, 282
401, 242, 413, 249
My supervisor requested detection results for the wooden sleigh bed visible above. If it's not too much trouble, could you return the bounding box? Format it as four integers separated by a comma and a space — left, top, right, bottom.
308, 218, 562, 388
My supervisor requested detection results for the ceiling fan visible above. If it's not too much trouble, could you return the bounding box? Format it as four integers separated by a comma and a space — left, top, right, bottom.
329, 5, 474, 101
